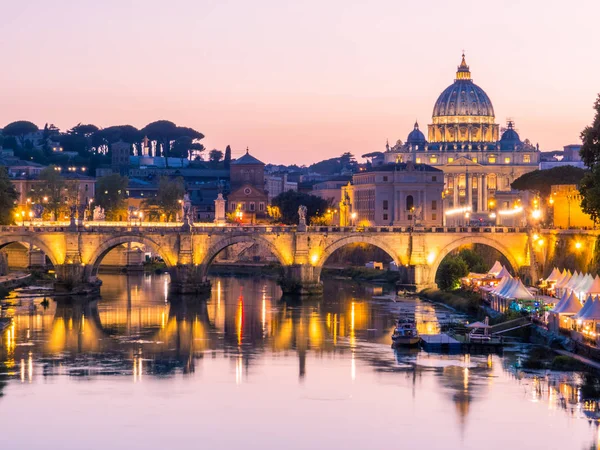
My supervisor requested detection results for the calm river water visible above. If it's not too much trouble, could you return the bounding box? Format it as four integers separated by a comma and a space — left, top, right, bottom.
1, 274, 599, 450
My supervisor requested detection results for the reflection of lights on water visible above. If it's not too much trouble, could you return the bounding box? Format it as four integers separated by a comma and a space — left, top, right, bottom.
161, 311, 165, 329
133, 353, 143, 382
81, 314, 85, 334
262, 293, 266, 336
351, 352, 356, 381
20, 359, 25, 383
237, 297, 244, 346
463, 367, 469, 390
333, 314, 338, 346
28, 352, 33, 382
487, 354, 493, 369
164, 277, 169, 302
235, 356, 243, 385
350, 302, 356, 348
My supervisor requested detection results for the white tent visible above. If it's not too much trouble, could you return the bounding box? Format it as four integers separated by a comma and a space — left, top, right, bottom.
586, 275, 600, 295
545, 267, 561, 283
579, 296, 600, 321
502, 278, 535, 300
564, 271, 582, 291
490, 276, 511, 295
497, 278, 516, 297
496, 266, 512, 279
488, 261, 503, 277
574, 294, 595, 320
555, 270, 572, 289
554, 291, 582, 315
575, 274, 594, 296
551, 290, 570, 313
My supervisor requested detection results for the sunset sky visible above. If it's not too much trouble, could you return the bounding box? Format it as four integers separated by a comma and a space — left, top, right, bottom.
2, 0, 599, 165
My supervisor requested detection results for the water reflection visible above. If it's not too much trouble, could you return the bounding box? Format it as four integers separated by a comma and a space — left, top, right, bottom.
1, 274, 600, 449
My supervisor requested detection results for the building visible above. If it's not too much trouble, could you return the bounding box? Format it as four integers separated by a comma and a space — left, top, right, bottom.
264, 173, 297, 202
383, 54, 540, 221
227, 149, 269, 222
340, 161, 444, 227
539, 145, 585, 170
312, 178, 351, 205
550, 184, 594, 229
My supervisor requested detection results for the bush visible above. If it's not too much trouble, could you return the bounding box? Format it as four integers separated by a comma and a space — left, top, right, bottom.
551, 355, 583, 371
437, 255, 469, 291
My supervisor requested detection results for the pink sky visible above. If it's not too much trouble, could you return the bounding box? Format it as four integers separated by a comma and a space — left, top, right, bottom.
2, 0, 599, 165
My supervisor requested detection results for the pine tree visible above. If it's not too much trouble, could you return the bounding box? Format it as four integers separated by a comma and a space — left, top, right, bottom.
224, 145, 232, 169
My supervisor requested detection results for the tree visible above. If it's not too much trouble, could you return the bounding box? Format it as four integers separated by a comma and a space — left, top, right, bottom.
209, 149, 223, 165
457, 248, 488, 273
436, 255, 469, 291
224, 145, 232, 169
511, 166, 587, 197
0, 167, 17, 224
70, 123, 99, 137
270, 191, 329, 225
143, 177, 185, 222
2, 120, 39, 147
579, 94, 600, 220
95, 174, 128, 220
30, 166, 78, 221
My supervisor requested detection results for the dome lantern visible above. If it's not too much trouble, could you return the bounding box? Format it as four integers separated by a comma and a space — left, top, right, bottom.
456, 53, 471, 81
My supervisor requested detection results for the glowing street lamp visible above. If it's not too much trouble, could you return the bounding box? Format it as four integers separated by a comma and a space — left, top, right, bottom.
351, 212, 357, 227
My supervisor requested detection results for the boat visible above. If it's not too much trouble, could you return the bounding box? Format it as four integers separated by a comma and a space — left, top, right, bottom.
391, 317, 421, 347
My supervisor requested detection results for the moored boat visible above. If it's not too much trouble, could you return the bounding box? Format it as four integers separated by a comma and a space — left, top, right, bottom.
391, 317, 421, 347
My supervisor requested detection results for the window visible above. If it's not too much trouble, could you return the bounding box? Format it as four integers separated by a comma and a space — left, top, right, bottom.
488, 174, 497, 190
240, 202, 246, 211
523, 154, 531, 163
416, 158, 421, 164
432, 213, 437, 221
504, 157, 511, 164
383, 176, 388, 182
432, 176, 437, 182
431, 200, 437, 211
406, 195, 414, 211
430, 156, 438, 163
383, 200, 388, 210
383, 214, 388, 221
472, 157, 478, 163
85, 184, 88, 192
259, 202, 265, 211
448, 157, 454, 163
249, 202, 255, 211
230, 203, 236, 211
488, 156, 496, 163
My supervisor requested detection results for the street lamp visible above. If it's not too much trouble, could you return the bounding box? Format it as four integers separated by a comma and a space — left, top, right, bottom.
21, 211, 25, 226
351, 212, 357, 227
28, 211, 33, 225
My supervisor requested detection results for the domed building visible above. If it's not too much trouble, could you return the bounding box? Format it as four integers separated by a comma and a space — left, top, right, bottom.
383, 54, 540, 222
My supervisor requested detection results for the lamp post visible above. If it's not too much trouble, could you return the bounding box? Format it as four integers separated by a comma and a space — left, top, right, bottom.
351, 212, 357, 227
21, 211, 25, 226
28, 211, 33, 226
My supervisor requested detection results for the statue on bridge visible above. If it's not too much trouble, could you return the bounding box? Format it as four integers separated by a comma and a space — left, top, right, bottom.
93, 206, 105, 221
298, 205, 307, 231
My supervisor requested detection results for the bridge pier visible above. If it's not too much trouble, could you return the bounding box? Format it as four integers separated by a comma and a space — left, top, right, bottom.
55, 264, 102, 295
409, 264, 437, 292
279, 264, 323, 296
168, 264, 212, 295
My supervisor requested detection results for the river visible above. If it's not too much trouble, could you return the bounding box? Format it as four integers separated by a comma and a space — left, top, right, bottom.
0, 274, 599, 449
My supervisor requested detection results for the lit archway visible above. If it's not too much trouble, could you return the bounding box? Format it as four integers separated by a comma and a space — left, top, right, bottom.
0, 235, 60, 268
313, 235, 403, 280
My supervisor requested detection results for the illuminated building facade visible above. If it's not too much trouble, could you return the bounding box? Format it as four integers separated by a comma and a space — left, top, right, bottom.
383, 54, 540, 223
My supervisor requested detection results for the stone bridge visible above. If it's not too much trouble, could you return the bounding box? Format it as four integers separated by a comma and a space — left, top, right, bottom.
0, 223, 552, 295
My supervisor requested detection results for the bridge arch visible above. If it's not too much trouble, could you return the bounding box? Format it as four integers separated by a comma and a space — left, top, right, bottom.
0, 234, 61, 267
85, 234, 176, 278
428, 235, 522, 286
200, 234, 291, 277
313, 235, 404, 280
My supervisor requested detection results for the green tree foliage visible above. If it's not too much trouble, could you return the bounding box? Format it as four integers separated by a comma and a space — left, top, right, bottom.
143, 177, 185, 222
224, 145, 232, 169
30, 166, 78, 220
209, 149, 223, 164
436, 255, 469, 291
511, 166, 587, 197
457, 248, 488, 273
141, 121, 204, 160
308, 152, 357, 175
95, 174, 128, 220
270, 191, 329, 225
2, 120, 39, 147
579, 95, 600, 220
0, 167, 17, 224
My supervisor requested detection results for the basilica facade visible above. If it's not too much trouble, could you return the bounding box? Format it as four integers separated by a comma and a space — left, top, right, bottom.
382, 54, 540, 221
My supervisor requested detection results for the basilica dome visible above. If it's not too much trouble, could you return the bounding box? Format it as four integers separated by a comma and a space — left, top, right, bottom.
406, 122, 426, 146
431, 54, 495, 118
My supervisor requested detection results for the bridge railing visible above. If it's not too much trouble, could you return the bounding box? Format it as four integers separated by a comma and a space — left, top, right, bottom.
0, 223, 534, 234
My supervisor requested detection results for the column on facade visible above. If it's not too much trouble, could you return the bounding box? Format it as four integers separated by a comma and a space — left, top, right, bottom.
453, 174, 459, 207
477, 174, 483, 213
467, 172, 473, 211
482, 174, 488, 212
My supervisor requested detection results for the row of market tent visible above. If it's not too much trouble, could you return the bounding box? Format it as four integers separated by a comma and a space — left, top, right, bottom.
545, 268, 600, 338
479, 261, 536, 302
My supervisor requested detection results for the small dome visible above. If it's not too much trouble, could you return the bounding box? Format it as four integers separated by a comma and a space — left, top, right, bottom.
406, 121, 427, 145
499, 121, 521, 151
